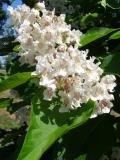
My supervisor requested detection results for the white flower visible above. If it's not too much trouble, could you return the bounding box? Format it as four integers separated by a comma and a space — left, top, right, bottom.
40, 76, 56, 90
31, 8, 39, 17
35, 2, 45, 11
8, 2, 116, 117
43, 87, 56, 101
59, 91, 72, 108
101, 75, 116, 92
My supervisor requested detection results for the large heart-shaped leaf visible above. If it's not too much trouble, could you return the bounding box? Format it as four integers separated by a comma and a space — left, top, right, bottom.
17, 92, 95, 160
80, 27, 117, 47
0, 72, 32, 92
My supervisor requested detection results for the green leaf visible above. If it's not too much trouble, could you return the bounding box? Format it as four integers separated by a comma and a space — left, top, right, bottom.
100, 0, 120, 9
100, 0, 107, 8
81, 13, 98, 23
51, 115, 115, 160
75, 155, 87, 160
0, 72, 32, 93
17, 93, 95, 160
80, 27, 117, 47
52, 115, 106, 160
106, 0, 120, 9
0, 98, 12, 108
101, 53, 120, 75
109, 30, 120, 39
13, 45, 21, 52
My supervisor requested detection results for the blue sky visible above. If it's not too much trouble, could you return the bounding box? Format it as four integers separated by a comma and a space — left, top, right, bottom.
0, 0, 22, 65
2, 0, 22, 12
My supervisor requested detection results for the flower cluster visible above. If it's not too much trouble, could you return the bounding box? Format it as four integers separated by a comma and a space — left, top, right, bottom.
8, 2, 116, 117
8, 2, 81, 64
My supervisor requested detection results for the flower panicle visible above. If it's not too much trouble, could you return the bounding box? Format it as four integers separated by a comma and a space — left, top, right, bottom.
8, 2, 116, 117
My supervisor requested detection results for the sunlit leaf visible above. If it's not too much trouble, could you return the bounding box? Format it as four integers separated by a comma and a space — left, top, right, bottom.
109, 30, 120, 39
75, 154, 87, 160
18, 93, 95, 160
80, 27, 117, 47
100, 0, 120, 9
13, 45, 21, 52
100, 0, 107, 8
0, 72, 32, 93
81, 13, 99, 23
